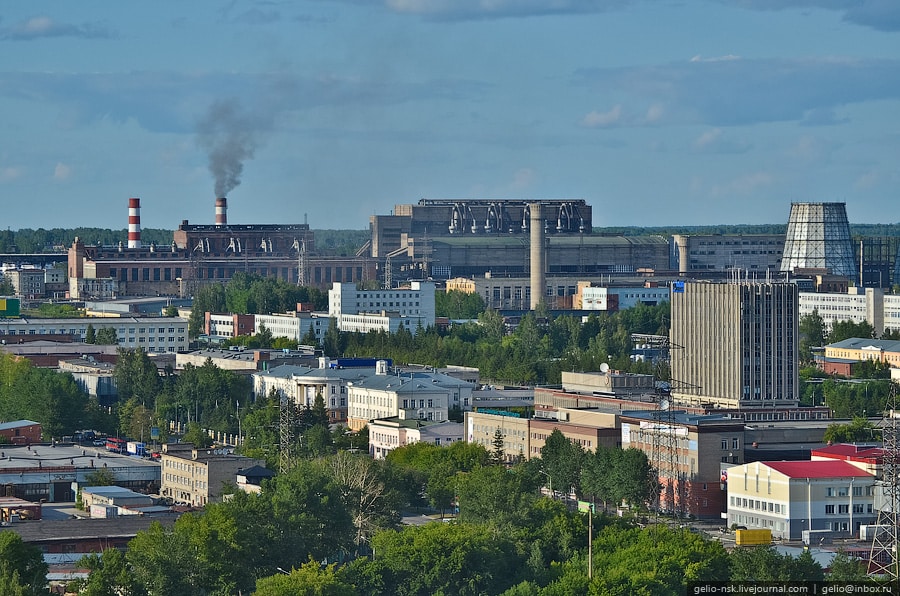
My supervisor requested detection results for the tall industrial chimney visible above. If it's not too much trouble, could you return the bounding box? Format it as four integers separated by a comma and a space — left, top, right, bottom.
127, 198, 141, 248
529, 202, 545, 310
215, 197, 228, 226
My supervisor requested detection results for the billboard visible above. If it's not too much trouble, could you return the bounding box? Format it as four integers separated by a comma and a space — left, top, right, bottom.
0, 298, 20, 317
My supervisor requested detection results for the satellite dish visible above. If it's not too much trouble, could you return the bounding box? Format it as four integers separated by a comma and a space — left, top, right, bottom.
659, 399, 670, 411
599, 363, 610, 374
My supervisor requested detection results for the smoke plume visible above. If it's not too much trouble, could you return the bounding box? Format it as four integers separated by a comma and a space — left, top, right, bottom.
196, 99, 259, 198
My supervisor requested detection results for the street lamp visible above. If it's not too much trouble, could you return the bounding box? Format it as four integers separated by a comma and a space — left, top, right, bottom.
539, 470, 553, 499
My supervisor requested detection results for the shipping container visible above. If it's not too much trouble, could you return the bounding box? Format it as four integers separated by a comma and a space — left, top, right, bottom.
735, 528, 772, 546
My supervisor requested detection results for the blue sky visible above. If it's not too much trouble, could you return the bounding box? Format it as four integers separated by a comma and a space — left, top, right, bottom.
1, 1, 898, 231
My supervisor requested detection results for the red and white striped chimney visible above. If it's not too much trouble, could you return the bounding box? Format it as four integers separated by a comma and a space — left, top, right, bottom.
215, 197, 227, 226
127, 197, 141, 248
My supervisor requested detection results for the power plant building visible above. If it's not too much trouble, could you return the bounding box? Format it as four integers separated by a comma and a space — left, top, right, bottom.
68, 197, 376, 299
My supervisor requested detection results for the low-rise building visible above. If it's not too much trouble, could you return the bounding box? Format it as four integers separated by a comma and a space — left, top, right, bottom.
81, 485, 154, 511
59, 358, 118, 406
725, 460, 876, 541
159, 443, 265, 507
0, 420, 42, 444
369, 418, 463, 459
0, 443, 160, 501
0, 317, 188, 353
347, 366, 452, 431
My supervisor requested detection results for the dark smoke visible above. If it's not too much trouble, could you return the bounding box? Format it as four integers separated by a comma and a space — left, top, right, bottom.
196, 99, 259, 198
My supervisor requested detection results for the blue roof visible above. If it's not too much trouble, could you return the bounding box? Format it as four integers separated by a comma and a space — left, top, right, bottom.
0, 420, 39, 431
827, 337, 900, 351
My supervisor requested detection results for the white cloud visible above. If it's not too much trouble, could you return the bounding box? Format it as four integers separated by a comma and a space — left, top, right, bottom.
382, 0, 635, 20
53, 163, 73, 181
690, 54, 741, 63
644, 103, 664, 124
710, 171, 774, 197
507, 167, 537, 192
581, 105, 623, 128
855, 170, 879, 190
576, 56, 900, 127
0, 15, 113, 40
0, 166, 23, 182
692, 128, 751, 153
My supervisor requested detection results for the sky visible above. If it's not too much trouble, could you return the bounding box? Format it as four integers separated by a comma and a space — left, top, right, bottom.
1, 1, 898, 232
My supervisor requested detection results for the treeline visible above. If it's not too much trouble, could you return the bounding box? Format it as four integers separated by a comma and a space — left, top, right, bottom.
188, 272, 329, 337
330, 302, 670, 386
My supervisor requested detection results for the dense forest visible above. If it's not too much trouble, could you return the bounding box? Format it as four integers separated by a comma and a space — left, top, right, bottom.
3, 224, 900, 254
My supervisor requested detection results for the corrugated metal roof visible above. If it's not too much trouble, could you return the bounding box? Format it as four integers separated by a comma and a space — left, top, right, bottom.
764, 460, 873, 478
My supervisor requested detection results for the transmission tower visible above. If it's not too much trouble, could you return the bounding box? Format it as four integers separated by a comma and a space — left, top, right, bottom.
296, 238, 307, 287
279, 394, 297, 474
632, 333, 693, 518
384, 256, 393, 289
870, 383, 900, 578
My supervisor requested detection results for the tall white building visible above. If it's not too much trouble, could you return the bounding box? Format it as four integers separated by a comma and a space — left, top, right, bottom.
799, 287, 900, 336
328, 281, 436, 333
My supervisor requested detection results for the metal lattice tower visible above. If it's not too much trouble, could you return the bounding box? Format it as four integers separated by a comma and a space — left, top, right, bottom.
279, 395, 296, 474
297, 238, 307, 287
870, 384, 900, 578
780, 202, 856, 278
632, 333, 687, 517
384, 255, 393, 289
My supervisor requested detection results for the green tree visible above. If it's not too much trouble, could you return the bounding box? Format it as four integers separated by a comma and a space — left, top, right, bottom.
539, 429, 584, 497
729, 545, 824, 581
85, 324, 96, 344
324, 317, 343, 357
0, 530, 48, 595
347, 522, 520, 596
799, 310, 826, 363
829, 319, 876, 343
85, 467, 116, 487
827, 548, 869, 581
491, 427, 506, 465
255, 560, 356, 596
73, 548, 144, 596
823, 417, 878, 444
95, 327, 118, 345
182, 422, 214, 448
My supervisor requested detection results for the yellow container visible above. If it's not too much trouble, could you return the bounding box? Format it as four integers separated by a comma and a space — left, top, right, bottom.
735, 528, 772, 546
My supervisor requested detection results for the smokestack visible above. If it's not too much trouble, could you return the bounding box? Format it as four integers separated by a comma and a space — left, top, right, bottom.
215, 197, 227, 226
530, 202, 545, 310
127, 198, 141, 248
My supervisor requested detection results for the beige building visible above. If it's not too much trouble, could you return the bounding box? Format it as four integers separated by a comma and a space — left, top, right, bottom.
670, 281, 799, 409
347, 367, 452, 431
369, 418, 464, 459
160, 443, 265, 507
725, 460, 876, 541
465, 410, 530, 462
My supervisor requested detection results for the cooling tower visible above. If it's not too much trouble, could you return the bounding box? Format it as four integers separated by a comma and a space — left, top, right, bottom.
127, 198, 141, 248
780, 202, 856, 278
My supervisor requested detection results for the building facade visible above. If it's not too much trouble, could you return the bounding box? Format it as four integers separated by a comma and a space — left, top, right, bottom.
725, 460, 876, 541
369, 418, 464, 459
0, 317, 188, 353
159, 442, 265, 507
329, 281, 435, 332
670, 281, 799, 409
671, 234, 785, 275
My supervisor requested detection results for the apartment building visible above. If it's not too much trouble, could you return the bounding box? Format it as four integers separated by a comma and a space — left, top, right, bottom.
159, 443, 266, 507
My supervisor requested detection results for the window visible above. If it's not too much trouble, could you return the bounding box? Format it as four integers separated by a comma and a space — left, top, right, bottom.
838, 504, 849, 514
825, 505, 835, 514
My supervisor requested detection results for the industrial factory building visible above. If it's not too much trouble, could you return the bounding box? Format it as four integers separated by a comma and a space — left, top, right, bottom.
67, 197, 376, 299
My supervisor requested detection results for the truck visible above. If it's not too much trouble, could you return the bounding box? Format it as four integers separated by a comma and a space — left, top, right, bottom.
126, 441, 146, 457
